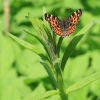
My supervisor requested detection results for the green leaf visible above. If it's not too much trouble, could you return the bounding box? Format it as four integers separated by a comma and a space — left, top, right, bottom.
61, 22, 94, 71
24, 30, 55, 63
61, 34, 84, 71
7, 33, 48, 61
26, 90, 59, 100
27, 21, 53, 48
42, 25, 54, 45
43, 6, 46, 21
76, 21, 94, 36
25, 14, 57, 63
28, 13, 47, 38
40, 60, 57, 88
66, 71, 100, 94
24, 30, 50, 56
56, 37, 64, 57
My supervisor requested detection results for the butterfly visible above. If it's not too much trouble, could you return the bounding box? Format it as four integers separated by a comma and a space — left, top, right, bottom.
44, 9, 82, 37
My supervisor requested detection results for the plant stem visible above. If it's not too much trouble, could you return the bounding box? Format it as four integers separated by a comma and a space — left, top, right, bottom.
54, 60, 68, 100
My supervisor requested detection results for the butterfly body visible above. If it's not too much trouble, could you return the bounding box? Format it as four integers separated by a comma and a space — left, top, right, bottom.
44, 9, 82, 37
62, 18, 72, 36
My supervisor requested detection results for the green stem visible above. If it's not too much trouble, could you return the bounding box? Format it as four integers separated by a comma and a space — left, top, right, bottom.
54, 59, 68, 100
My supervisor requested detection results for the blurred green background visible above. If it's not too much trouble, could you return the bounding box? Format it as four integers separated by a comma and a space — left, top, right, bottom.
0, 0, 100, 100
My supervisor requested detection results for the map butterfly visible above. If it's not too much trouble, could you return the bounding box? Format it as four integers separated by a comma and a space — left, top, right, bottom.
44, 9, 82, 37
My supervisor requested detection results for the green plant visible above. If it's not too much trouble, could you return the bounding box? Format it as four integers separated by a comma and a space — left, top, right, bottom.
7, 9, 100, 100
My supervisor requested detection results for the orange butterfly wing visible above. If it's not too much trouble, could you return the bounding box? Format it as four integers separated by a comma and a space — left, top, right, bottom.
44, 13, 64, 36
66, 9, 82, 36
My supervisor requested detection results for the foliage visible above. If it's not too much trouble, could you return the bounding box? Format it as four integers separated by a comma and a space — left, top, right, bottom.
0, 0, 100, 100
